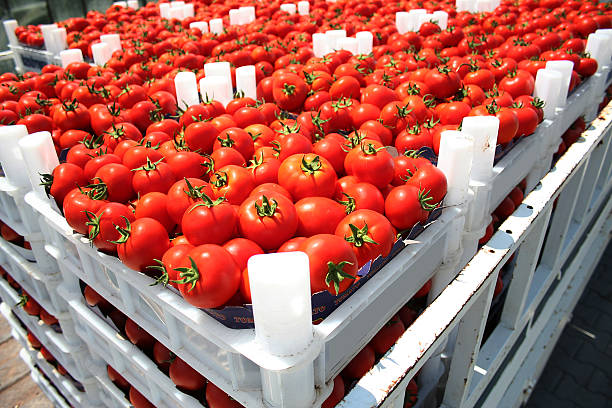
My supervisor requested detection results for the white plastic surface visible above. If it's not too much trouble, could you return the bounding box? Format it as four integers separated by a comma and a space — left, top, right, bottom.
438, 130, 474, 207
312, 33, 327, 57
209, 18, 223, 34
18, 131, 60, 198
91, 42, 111, 66
174, 71, 200, 110
100, 34, 121, 54
298, 1, 309, 15
0, 125, 30, 188
336, 37, 358, 55
59, 49, 83, 67
280, 3, 297, 14
236, 65, 257, 100
461, 116, 499, 183
545, 60, 573, 107
199, 76, 233, 107
355, 31, 373, 55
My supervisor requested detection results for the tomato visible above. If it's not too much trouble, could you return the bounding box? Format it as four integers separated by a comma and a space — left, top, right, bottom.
369, 316, 405, 355
134, 192, 176, 233
122, 146, 163, 170
131, 158, 176, 196
116, 218, 170, 273
209, 165, 255, 205
498, 69, 535, 99
313, 134, 347, 175
93, 163, 135, 203
278, 154, 337, 200
342, 345, 375, 381
86, 202, 135, 254
166, 178, 213, 225
222, 238, 264, 272
125, 318, 156, 351
43, 163, 87, 207
107, 366, 130, 391
272, 73, 308, 111
384, 184, 430, 230
129, 387, 155, 408
424, 66, 461, 99
299, 234, 358, 295
335, 209, 396, 268
321, 377, 345, 408
173, 244, 241, 308
18, 293, 40, 316
63, 186, 108, 235
182, 197, 237, 246
404, 164, 447, 204
52, 100, 91, 132
511, 104, 539, 137
336, 181, 385, 214
361, 84, 399, 108
214, 127, 255, 161
169, 356, 206, 392
294, 197, 346, 237
166, 151, 210, 180
206, 382, 243, 408
17, 113, 53, 134
238, 193, 298, 250
494, 197, 516, 221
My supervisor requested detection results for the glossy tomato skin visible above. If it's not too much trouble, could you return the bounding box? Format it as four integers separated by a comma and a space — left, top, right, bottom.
169, 356, 206, 392
63, 188, 108, 235
238, 193, 298, 250
174, 244, 241, 309
278, 154, 338, 200
369, 316, 405, 355
87, 202, 135, 254
209, 165, 255, 205
46, 163, 87, 207
404, 164, 447, 204
129, 387, 156, 408
124, 318, 156, 351
294, 197, 346, 237
299, 234, 358, 295
344, 142, 394, 189
222, 238, 264, 271
116, 218, 170, 273
335, 209, 396, 268
342, 345, 375, 381
336, 182, 385, 214
206, 382, 243, 408
321, 376, 345, 408
384, 184, 429, 230
182, 200, 237, 246
166, 178, 213, 225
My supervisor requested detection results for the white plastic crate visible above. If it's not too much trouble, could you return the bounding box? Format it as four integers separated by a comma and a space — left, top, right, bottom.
26, 355, 72, 408
0, 237, 65, 317
0, 276, 92, 383
26, 188, 457, 406
8, 44, 57, 73
88, 368, 132, 408
60, 285, 203, 408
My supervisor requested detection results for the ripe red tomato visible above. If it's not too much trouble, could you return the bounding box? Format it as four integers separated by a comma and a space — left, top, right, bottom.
385, 184, 430, 230
210, 165, 255, 205
238, 193, 298, 250
299, 234, 358, 295
272, 73, 308, 111
174, 244, 241, 308
169, 356, 206, 392
278, 154, 338, 200
129, 387, 155, 408
294, 197, 346, 237
344, 141, 394, 189
342, 345, 376, 381
116, 218, 170, 273
369, 316, 405, 355
93, 163, 135, 203
206, 382, 243, 408
182, 197, 237, 246
87, 202, 135, 254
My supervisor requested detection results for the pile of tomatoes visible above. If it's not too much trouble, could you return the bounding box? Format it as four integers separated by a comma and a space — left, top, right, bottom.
1, 0, 610, 313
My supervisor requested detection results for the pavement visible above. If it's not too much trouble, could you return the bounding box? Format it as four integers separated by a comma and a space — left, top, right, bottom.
525, 242, 612, 408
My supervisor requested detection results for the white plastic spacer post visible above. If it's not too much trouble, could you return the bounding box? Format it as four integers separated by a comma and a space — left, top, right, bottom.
60, 49, 83, 68
461, 116, 499, 184
209, 18, 224, 34
325, 30, 346, 52
100, 34, 122, 54
432, 11, 448, 30
437, 130, 474, 208
18, 131, 60, 198
248, 252, 316, 408
229, 9, 242, 25
585, 33, 611, 70
3, 20, 19, 46
534, 69, 562, 120
396, 12, 410, 34
174, 71, 200, 110
336, 37, 358, 55
235, 65, 257, 100
199, 76, 233, 107
52, 28, 67, 53
40, 24, 58, 52
127, 0, 139, 9
168, 6, 184, 20
312, 33, 328, 58
545, 60, 574, 107
239, 6, 256, 23
297, 1, 309, 15
355, 31, 373, 55
0, 125, 30, 188
159, 3, 171, 18
190, 21, 209, 33
91, 42, 111, 66
183, 3, 195, 18
280, 3, 297, 14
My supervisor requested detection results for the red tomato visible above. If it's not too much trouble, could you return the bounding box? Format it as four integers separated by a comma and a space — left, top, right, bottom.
169, 357, 206, 392
369, 316, 405, 355
294, 197, 346, 237
116, 218, 170, 273
87, 202, 135, 254
238, 193, 298, 250
182, 198, 237, 246
384, 185, 429, 230
210, 165, 255, 205
278, 154, 338, 200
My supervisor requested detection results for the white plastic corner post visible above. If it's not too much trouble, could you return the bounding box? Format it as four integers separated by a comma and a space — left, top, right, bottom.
17, 131, 60, 198
168, 6, 184, 20
355, 31, 373, 55
40, 24, 58, 52
204, 61, 233, 97
461, 116, 499, 184
312, 33, 328, 58
91, 42, 111, 66
127, 0, 139, 9
183, 3, 195, 18
0, 125, 30, 188
586, 33, 611, 70
190, 21, 209, 33
229, 9, 242, 25
239, 6, 256, 24
3, 20, 19, 46
545, 60, 574, 107
59, 49, 83, 68
174, 71, 200, 110
297, 1, 310, 15
395, 12, 410, 34
325, 30, 346, 52
209, 18, 224, 34
336, 37, 358, 55
100, 34, 122, 54
534, 69, 562, 120
280, 3, 297, 14
199, 76, 232, 107
50, 28, 67, 54
159, 3, 171, 18
248, 252, 316, 408
236, 65, 257, 100
432, 11, 448, 30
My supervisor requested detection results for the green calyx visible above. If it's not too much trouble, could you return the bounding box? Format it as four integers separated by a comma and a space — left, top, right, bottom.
418, 189, 438, 211
255, 195, 278, 217
189, 193, 225, 211
131, 157, 164, 172
17, 293, 28, 308
210, 171, 228, 188
361, 142, 384, 155
84, 210, 102, 245
217, 134, 235, 148
300, 155, 322, 174
172, 256, 200, 292
344, 223, 378, 248
325, 261, 356, 295
148, 259, 170, 287
338, 193, 356, 214
39, 173, 53, 198
110, 216, 132, 245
